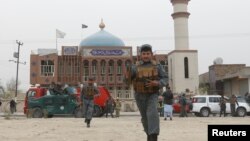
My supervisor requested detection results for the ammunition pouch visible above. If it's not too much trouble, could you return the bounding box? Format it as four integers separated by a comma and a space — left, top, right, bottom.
84, 86, 95, 98
86, 87, 95, 96
133, 63, 159, 94
133, 79, 159, 94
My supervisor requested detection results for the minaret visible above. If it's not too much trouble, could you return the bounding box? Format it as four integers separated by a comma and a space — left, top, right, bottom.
170, 0, 190, 50
168, 0, 199, 94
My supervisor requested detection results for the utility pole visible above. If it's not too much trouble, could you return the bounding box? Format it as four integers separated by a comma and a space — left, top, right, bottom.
14, 40, 23, 99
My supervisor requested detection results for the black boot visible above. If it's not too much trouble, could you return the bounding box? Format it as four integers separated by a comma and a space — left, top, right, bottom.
149, 134, 158, 141
152, 134, 158, 141
86, 119, 90, 128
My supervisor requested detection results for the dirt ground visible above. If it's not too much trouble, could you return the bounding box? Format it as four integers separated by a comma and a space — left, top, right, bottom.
0, 113, 249, 141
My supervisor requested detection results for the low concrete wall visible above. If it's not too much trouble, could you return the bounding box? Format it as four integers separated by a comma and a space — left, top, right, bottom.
0, 99, 139, 113
120, 99, 138, 112
0, 99, 24, 113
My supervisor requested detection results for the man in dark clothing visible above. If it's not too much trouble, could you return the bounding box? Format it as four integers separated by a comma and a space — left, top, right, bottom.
244, 92, 250, 103
219, 95, 226, 117
49, 82, 62, 95
80, 77, 99, 128
125, 44, 168, 141
162, 86, 173, 120
105, 96, 114, 118
230, 94, 239, 117
0, 99, 2, 112
179, 93, 188, 117
63, 84, 75, 95
10, 99, 16, 114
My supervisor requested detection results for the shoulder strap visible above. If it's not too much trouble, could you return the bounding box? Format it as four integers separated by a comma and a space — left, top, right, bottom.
151, 60, 157, 65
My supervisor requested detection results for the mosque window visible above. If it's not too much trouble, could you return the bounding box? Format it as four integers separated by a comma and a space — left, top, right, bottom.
117, 60, 122, 74
92, 60, 97, 74
101, 60, 106, 74
109, 76, 113, 82
109, 87, 113, 91
117, 66, 122, 74
92, 66, 97, 74
125, 93, 130, 98
40, 60, 54, 76
125, 60, 131, 66
184, 57, 189, 78
66, 62, 72, 74
117, 76, 122, 81
83, 60, 89, 81
74, 62, 80, 74
58, 60, 63, 75
109, 66, 113, 74
108, 60, 114, 75
117, 92, 121, 98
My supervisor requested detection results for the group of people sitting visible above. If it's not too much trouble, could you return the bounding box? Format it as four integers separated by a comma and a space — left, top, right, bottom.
48, 82, 76, 95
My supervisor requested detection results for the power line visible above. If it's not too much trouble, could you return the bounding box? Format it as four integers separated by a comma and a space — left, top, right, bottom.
0, 32, 250, 44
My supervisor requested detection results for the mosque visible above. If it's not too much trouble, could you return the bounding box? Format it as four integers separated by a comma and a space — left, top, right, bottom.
30, 0, 199, 111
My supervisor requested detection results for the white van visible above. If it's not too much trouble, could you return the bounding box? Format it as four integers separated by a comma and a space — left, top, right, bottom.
191, 95, 250, 117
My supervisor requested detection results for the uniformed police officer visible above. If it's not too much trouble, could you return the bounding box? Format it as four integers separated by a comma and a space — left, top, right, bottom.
125, 44, 168, 141
80, 76, 99, 128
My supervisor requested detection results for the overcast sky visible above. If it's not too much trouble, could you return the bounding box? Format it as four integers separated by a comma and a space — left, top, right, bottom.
0, 0, 250, 91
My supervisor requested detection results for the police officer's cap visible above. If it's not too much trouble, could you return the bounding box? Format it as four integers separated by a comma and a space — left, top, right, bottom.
140, 44, 152, 52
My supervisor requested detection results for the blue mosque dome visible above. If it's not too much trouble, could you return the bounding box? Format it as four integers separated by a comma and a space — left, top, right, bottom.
79, 20, 125, 47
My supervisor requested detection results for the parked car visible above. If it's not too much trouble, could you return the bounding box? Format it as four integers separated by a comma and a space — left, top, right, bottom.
27, 93, 81, 118
191, 95, 250, 117
24, 87, 47, 114
24, 86, 113, 118
235, 96, 250, 116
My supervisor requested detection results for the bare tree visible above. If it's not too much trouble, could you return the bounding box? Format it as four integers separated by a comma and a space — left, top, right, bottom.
0, 79, 5, 96
0, 86, 5, 95
6, 78, 21, 93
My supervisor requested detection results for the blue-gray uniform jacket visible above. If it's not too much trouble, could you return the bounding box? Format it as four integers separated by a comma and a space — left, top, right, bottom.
81, 84, 99, 100
129, 60, 168, 135
80, 84, 99, 120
